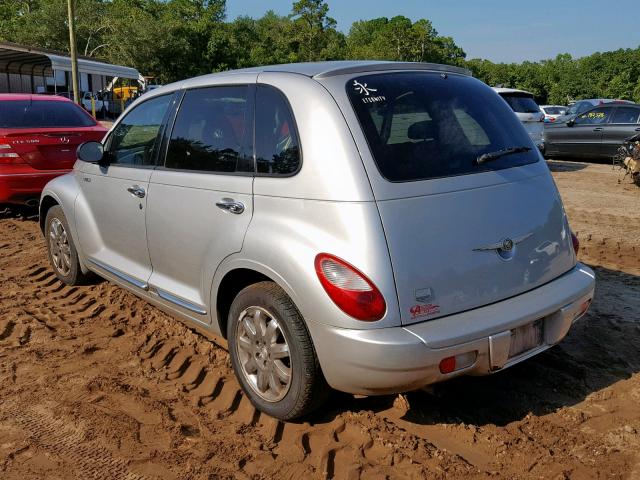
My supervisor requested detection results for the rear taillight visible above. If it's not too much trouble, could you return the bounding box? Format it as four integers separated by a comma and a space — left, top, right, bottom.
0, 144, 24, 164
571, 232, 579, 254
314, 253, 386, 321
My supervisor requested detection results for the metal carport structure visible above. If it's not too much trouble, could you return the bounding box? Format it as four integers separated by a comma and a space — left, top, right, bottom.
0, 41, 139, 94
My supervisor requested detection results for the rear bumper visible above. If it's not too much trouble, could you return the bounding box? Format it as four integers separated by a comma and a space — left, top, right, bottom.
308, 263, 595, 395
0, 168, 69, 204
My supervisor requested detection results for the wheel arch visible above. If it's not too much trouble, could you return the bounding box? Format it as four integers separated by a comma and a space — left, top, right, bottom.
39, 194, 60, 234
211, 259, 300, 340
39, 174, 88, 273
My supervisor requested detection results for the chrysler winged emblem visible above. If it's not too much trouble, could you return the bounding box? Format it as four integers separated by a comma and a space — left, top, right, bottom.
473, 233, 533, 252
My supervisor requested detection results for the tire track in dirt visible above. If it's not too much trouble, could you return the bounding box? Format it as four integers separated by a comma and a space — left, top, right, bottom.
2, 214, 638, 478
0, 401, 149, 480
136, 334, 492, 478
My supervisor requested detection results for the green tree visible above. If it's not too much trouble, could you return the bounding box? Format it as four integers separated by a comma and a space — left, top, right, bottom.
289, 0, 344, 61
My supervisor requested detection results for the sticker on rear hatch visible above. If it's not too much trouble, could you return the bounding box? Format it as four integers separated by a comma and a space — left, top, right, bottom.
409, 303, 441, 319
352, 80, 386, 104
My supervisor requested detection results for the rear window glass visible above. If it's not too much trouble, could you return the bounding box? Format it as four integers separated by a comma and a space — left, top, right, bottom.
347, 72, 539, 182
543, 106, 565, 115
0, 100, 96, 128
499, 93, 540, 113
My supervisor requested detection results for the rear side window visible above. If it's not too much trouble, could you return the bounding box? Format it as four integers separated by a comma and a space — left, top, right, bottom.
107, 94, 172, 166
165, 86, 252, 173
0, 100, 96, 128
347, 72, 539, 182
499, 93, 540, 114
611, 107, 640, 124
574, 106, 612, 125
255, 85, 300, 175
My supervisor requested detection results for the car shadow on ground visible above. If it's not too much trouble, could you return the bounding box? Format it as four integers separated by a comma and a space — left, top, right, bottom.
306, 265, 639, 428
546, 159, 590, 172
0, 206, 39, 221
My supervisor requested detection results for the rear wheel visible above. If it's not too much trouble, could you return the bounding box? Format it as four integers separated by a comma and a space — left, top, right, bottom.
227, 281, 328, 420
45, 206, 92, 285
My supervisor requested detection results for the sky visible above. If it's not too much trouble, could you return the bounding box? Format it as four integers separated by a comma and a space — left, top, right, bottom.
225, 0, 640, 63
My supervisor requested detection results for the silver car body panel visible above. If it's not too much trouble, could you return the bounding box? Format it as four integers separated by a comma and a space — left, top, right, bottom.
308, 264, 594, 395
40, 61, 595, 397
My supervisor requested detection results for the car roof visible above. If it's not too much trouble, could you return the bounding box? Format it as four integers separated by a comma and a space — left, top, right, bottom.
141, 61, 473, 100
540, 105, 566, 108
579, 98, 635, 104
0, 93, 72, 102
216, 60, 471, 79
492, 87, 535, 96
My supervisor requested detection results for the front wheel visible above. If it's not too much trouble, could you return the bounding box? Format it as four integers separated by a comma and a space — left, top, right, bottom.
45, 206, 92, 285
227, 281, 328, 420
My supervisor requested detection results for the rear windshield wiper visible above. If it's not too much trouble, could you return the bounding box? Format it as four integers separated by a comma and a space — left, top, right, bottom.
476, 146, 532, 164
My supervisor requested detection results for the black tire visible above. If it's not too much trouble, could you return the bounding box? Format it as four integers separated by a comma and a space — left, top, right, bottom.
227, 281, 328, 420
44, 206, 92, 285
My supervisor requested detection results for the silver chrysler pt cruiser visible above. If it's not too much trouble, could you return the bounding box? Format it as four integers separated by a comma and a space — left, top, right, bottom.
40, 61, 595, 420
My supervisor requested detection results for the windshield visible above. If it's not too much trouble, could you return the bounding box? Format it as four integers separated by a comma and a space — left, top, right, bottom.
346, 72, 539, 182
566, 102, 592, 116
0, 100, 96, 128
543, 106, 566, 115
499, 93, 541, 113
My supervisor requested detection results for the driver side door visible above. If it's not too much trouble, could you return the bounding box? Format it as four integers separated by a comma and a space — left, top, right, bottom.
561, 106, 612, 158
76, 93, 174, 289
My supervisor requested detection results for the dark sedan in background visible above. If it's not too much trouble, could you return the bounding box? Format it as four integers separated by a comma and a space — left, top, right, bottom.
544, 103, 640, 160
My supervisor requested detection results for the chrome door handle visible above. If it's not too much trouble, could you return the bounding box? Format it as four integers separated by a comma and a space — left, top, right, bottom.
635, 127, 640, 131
215, 198, 245, 214
593, 127, 604, 131
127, 185, 146, 198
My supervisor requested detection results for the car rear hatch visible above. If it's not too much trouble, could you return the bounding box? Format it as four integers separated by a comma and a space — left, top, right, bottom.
498, 91, 544, 144
0, 128, 104, 170
341, 71, 576, 325
0, 99, 104, 170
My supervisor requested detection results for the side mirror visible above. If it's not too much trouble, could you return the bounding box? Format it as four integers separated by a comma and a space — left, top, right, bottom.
77, 141, 105, 164
566, 118, 575, 127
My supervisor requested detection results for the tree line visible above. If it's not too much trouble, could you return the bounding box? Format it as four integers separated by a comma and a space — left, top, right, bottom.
1, 0, 639, 105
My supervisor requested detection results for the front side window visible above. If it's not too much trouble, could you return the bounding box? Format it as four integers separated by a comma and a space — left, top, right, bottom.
574, 106, 612, 125
347, 72, 539, 182
107, 94, 172, 166
611, 107, 640, 124
165, 86, 252, 173
255, 85, 301, 175
0, 100, 96, 128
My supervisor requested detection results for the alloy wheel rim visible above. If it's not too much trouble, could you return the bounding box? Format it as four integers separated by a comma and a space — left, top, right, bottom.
235, 306, 292, 402
49, 218, 71, 276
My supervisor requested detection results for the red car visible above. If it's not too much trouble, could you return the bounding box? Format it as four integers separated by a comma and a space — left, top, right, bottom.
0, 94, 107, 206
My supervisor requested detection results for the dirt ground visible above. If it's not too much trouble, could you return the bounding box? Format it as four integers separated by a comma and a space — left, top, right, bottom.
0, 160, 638, 479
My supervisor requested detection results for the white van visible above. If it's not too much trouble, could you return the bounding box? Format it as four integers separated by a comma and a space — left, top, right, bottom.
493, 88, 544, 149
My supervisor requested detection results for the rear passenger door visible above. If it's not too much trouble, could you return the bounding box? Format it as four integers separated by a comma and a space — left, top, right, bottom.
601, 106, 640, 158
145, 82, 255, 321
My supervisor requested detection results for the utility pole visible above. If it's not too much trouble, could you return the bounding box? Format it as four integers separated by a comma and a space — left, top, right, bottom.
67, 0, 80, 104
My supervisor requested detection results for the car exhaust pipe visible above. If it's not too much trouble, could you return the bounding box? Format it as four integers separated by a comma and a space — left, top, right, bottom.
25, 199, 39, 208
